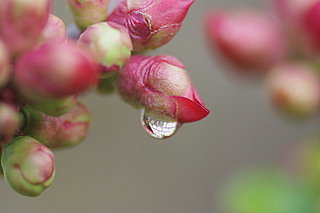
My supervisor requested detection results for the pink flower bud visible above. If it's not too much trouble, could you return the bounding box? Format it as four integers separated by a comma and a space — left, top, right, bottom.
303, 1, 320, 50
0, 40, 10, 88
0, 0, 51, 55
107, 0, 194, 52
273, 0, 317, 22
22, 102, 91, 148
267, 62, 320, 118
68, 0, 110, 30
14, 41, 99, 100
0, 103, 21, 136
1, 136, 55, 197
205, 11, 287, 71
78, 22, 132, 75
40, 14, 67, 43
117, 55, 210, 124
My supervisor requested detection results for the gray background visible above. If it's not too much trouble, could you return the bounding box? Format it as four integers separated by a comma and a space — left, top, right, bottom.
0, 0, 318, 213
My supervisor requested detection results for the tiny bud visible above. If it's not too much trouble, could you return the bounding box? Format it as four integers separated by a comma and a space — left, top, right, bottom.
117, 55, 210, 123
68, 0, 110, 30
14, 41, 99, 100
205, 11, 287, 71
22, 102, 91, 148
0, 103, 21, 136
107, 0, 194, 52
303, 1, 320, 50
0, 0, 51, 54
267, 62, 320, 118
0, 40, 10, 88
1, 136, 55, 197
78, 22, 132, 75
40, 14, 67, 43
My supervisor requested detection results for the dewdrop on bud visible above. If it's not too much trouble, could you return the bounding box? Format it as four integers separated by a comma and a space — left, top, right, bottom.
1, 136, 55, 197
22, 102, 91, 148
107, 0, 194, 52
117, 55, 210, 139
78, 22, 132, 75
68, 0, 110, 30
14, 41, 99, 101
267, 62, 320, 118
0, 0, 51, 54
205, 11, 287, 72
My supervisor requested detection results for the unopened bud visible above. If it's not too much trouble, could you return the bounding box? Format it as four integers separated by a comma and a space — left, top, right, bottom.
68, 0, 110, 30
14, 41, 99, 100
1, 136, 55, 197
40, 14, 67, 43
107, 0, 194, 52
267, 62, 320, 118
78, 22, 132, 75
0, 103, 21, 136
117, 55, 210, 123
205, 11, 287, 71
0, 0, 51, 54
22, 102, 91, 148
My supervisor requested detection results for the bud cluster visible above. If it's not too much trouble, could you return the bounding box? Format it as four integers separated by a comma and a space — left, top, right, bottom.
205, 0, 320, 119
0, 0, 210, 197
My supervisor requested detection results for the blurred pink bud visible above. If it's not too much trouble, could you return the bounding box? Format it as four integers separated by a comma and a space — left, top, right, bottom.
14, 42, 99, 100
303, 1, 320, 50
23, 102, 91, 148
78, 21, 132, 75
40, 14, 67, 43
1, 136, 55, 197
0, 0, 51, 55
267, 62, 320, 118
68, 0, 110, 30
205, 11, 287, 71
107, 0, 194, 52
0, 103, 21, 136
0, 40, 10, 88
273, 0, 317, 22
117, 55, 210, 123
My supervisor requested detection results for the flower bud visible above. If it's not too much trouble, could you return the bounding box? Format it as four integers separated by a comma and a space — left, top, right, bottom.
273, 0, 317, 22
40, 14, 67, 43
205, 11, 287, 71
0, 40, 10, 88
22, 102, 91, 148
14, 41, 99, 101
107, 0, 194, 52
0, 103, 21, 136
78, 22, 132, 75
0, 0, 51, 54
1, 136, 55, 197
68, 0, 110, 30
117, 55, 210, 124
267, 62, 320, 118
303, 1, 320, 50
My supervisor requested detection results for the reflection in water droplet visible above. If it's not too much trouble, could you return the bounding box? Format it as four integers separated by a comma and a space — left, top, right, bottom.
140, 109, 180, 139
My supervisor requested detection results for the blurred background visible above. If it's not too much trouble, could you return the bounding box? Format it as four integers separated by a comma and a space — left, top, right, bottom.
0, 0, 318, 212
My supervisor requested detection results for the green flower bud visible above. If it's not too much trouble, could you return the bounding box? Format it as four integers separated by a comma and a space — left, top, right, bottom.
78, 22, 132, 75
68, 0, 110, 30
22, 102, 91, 148
1, 136, 55, 197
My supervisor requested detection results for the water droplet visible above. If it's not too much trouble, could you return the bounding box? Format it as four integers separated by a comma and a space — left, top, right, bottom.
140, 109, 180, 139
